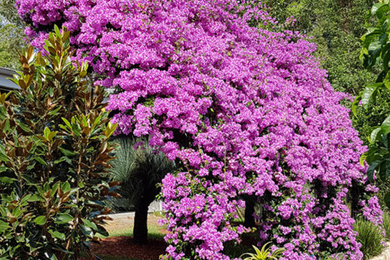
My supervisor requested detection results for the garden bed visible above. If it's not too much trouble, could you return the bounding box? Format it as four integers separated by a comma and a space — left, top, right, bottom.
84, 213, 167, 260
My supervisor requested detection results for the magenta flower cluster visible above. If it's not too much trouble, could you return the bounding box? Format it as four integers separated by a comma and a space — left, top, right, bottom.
16, 0, 382, 259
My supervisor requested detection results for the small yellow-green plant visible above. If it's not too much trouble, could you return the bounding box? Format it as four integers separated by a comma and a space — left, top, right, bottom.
354, 218, 385, 259
241, 242, 284, 260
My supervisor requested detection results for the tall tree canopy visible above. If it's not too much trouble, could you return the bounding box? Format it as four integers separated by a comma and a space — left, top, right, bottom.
262, 0, 376, 95
0, 0, 25, 68
16, 0, 382, 259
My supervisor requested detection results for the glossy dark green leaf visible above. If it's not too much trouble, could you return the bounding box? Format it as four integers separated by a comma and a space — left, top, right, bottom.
61, 182, 71, 193
17, 121, 32, 133
361, 83, 383, 109
375, 4, 390, 19
59, 147, 77, 157
370, 127, 382, 144
367, 160, 380, 182
82, 218, 97, 231
55, 213, 73, 224
385, 192, 390, 209
27, 194, 42, 202
379, 160, 390, 181
0, 177, 16, 184
34, 156, 47, 165
80, 224, 93, 237
372, 2, 386, 16
49, 230, 65, 240
96, 224, 109, 237
0, 149, 9, 163
382, 124, 390, 136
34, 215, 47, 226
0, 220, 9, 233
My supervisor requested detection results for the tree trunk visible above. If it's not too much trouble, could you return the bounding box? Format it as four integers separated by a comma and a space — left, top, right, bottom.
133, 199, 149, 244
244, 197, 255, 227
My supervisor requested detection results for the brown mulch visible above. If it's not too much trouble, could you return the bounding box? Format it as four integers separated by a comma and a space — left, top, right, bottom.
91, 236, 167, 260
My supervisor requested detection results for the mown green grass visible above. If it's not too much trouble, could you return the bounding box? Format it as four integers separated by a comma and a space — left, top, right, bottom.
93, 218, 166, 260
108, 223, 166, 239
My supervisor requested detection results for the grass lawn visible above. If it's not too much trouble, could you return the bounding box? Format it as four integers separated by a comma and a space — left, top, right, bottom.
89, 213, 167, 260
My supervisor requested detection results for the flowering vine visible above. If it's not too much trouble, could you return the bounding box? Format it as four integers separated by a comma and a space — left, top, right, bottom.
16, 0, 382, 259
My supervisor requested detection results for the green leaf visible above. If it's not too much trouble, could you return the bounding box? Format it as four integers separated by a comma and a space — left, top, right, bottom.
50, 254, 58, 260
61, 182, 71, 193
367, 160, 381, 182
375, 4, 390, 19
370, 127, 382, 144
361, 83, 382, 109
0, 149, 9, 163
55, 213, 73, 224
0, 165, 7, 173
34, 157, 47, 165
44, 127, 50, 140
80, 224, 93, 237
27, 194, 42, 202
54, 25, 61, 38
382, 48, 390, 72
59, 147, 77, 157
17, 121, 32, 133
82, 218, 97, 231
34, 215, 47, 226
3, 119, 10, 133
360, 152, 368, 167
96, 224, 109, 237
382, 123, 390, 136
372, 2, 386, 16
61, 117, 71, 129
48, 230, 65, 240
385, 192, 390, 209
0, 220, 9, 233
379, 160, 390, 181
0, 177, 16, 184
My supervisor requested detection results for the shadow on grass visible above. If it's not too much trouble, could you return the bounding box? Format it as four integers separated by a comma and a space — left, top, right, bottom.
223, 231, 259, 258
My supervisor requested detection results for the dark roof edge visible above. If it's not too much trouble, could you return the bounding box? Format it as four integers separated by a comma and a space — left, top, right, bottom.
0, 67, 17, 76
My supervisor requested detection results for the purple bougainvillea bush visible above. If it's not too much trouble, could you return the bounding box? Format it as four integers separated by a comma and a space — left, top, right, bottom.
16, 0, 382, 259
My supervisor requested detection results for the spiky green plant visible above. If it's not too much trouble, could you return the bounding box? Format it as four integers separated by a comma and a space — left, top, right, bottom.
383, 211, 390, 240
109, 136, 174, 244
354, 218, 385, 259
240, 242, 284, 260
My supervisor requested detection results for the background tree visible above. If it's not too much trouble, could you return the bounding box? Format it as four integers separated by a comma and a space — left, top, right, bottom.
0, 0, 25, 68
261, 0, 376, 95
109, 136, 174, 244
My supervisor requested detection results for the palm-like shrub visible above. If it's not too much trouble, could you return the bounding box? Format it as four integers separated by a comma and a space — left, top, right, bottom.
0, 27, 118, 259
109, 136, 174, 244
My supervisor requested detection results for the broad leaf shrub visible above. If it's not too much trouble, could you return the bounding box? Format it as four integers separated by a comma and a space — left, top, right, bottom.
0, 27, 118, 259
352, 0, 390, 212
16, 0, 383, 259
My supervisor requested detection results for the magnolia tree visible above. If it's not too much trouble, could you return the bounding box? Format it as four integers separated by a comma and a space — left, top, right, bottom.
16, 0, 383, 259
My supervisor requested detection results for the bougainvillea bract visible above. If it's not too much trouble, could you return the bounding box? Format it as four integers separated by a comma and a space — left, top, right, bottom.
16, 0, 382, 259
